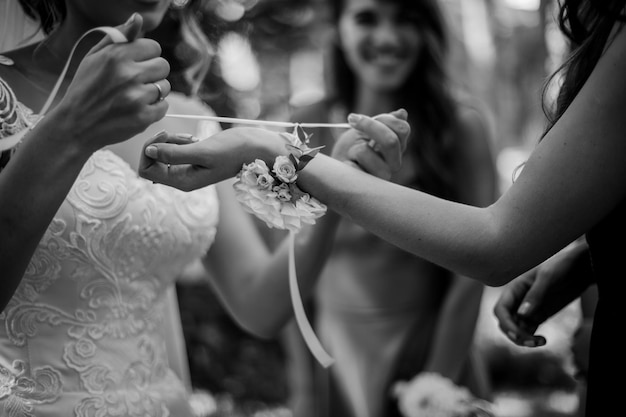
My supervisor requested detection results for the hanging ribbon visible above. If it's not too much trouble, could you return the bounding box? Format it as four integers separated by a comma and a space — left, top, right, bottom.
288, 231, 335, 368
0, 26, 127, 152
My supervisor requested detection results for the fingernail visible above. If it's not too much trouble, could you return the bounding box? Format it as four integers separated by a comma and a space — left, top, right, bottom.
523, 340, 537, 348
125, 13, 137, 25
507, 331, 517, 341
518, 301, 531, 315
176, 133, 195, 141
145, 145, 158, 158
153, 130, 167, 139
348, 113, 364, 125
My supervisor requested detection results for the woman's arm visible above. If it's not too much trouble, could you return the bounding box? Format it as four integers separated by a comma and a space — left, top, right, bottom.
192, 112, 408, 338
0, 16, 169, 311
422, 104, 497, 382
141, 25, 626, 286
301, 25, 626, 284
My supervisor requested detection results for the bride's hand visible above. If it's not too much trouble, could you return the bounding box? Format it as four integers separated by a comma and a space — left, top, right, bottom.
49, 13, 171, 155
139, 127, 287, 191
333, 109, 409, 180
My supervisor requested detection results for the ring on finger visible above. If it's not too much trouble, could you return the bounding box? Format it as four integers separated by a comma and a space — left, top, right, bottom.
367, 139, 381, 153
152, 82, 165, 103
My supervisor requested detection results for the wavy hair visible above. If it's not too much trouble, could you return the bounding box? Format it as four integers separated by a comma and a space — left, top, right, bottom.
327, 0, 457, 198
541, 0, 626, 138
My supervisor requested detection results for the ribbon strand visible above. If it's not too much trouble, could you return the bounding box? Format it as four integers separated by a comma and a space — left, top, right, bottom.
166, 113, 350, 129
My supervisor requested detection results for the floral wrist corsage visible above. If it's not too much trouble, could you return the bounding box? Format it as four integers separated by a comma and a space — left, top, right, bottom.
392, 373, 495, 417
233, 125, 327, 232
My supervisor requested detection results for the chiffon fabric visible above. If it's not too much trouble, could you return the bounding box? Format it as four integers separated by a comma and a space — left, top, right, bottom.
0, 74, 220, 417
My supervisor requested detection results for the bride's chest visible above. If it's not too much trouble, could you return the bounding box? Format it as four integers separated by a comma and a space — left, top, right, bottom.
33, 150, 219, 286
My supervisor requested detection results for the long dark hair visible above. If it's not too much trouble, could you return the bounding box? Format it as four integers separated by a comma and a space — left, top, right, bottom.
542, 0, 626, 137
18, 0, 64, 34
327, 0, 458, 198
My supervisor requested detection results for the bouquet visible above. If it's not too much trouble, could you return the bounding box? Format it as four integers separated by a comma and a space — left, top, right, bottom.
392, 373, 495, 417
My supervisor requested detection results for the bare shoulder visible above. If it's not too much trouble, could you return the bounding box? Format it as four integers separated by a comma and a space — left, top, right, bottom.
450, 95, 496, 153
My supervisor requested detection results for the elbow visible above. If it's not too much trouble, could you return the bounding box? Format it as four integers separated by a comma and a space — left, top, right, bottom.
462, 257, 525, 287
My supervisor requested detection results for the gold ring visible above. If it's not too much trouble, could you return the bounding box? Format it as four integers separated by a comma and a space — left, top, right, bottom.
153, 82, 165, 103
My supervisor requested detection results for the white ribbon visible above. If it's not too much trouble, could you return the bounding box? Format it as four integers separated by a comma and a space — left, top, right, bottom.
1, 25, 340, 368
0, 26, 127, 152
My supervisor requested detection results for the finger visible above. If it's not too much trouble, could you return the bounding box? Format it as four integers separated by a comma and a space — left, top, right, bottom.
347, 143, 391, 180
143, 130, 198, 152
135, 57, 171, 84
144, 79, 171, 105
347, 114, 403, 170
515, 276, 552, 320
142, 162, 210, 192
88, 13, 143, 55
389, 108, 408, 121
118, 38, 163, 62
144, 140, 208, 166
372, 113, 411, 152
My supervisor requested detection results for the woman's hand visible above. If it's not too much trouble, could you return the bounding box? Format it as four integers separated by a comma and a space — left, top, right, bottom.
493, 242, 594, 347
49, 13, 171, 156
139, 110, 410, 191
333, 109, 410, 180
139, 127, 286, 191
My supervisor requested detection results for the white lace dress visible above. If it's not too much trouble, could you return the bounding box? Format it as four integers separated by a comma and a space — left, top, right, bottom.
0, 75, 220, 417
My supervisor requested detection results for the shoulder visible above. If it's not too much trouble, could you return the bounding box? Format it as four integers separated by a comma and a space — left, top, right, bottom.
449, 94, 495, 148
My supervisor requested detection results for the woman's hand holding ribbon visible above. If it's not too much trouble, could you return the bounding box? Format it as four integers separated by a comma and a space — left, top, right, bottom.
44, 13, 171, 157
139, 111, 410, 191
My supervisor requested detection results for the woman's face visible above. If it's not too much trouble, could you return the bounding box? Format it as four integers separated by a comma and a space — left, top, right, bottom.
337, 0, 421, 92
65, 0, 171, 33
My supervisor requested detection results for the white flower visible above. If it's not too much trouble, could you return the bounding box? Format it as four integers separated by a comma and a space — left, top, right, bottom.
392, 373, 494, 417
273, 155, 298, 183
233, 159, 327, 232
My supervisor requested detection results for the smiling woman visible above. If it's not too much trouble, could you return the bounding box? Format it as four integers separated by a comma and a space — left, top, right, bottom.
277, 0, 498, 416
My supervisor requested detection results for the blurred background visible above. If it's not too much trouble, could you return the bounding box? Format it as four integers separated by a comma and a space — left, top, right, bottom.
163, 0, 580, 416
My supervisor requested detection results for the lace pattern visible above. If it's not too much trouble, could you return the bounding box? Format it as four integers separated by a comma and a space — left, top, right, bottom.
0, 73, 38, 169
0, 79, 220, 416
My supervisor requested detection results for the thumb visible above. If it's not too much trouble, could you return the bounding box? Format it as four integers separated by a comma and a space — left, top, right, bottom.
144, 141, 206, 166
88, 13, 144, 55
389, 108, 408, 121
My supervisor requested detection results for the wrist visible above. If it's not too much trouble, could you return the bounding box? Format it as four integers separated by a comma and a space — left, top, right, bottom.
232, 125, 327, 233
30, 114, 92, 163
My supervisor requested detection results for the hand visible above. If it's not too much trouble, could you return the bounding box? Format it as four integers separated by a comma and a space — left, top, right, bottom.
493, 242, 594, 347
49, 13, 171, 155
333, 109, 410, 180
139, 127, 287, 191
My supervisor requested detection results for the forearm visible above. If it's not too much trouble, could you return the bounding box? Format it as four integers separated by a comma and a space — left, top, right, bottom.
0, 119, 89, 310
298, 155, 514, 285
423, 279, 484, 381
206, 184, 341, 338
